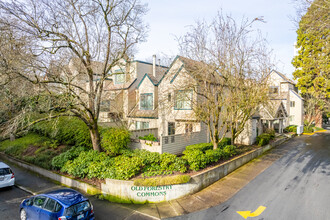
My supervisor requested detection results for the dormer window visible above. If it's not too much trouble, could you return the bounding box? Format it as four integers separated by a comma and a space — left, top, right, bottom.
140, 93, 153, 110
114, 70, 125, 84
269, 86, 279, 94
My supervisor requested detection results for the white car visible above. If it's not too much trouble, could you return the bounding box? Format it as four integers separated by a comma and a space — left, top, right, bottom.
0, 162, 15, 188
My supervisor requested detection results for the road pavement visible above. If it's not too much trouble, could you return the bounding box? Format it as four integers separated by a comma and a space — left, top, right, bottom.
167, 133, 330, 220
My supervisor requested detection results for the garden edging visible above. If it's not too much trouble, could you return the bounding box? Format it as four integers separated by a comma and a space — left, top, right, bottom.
0, 136, 291, 203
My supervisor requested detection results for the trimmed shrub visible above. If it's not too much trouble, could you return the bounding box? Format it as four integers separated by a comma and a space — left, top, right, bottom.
52, 146, 86, 170
140, 151, 187, 177
284, 125, 297, 133
61, 150, 108, 178
139, 134, 157, 142
134, 175, 191, 186
109, 155, 144, 180
182, 149, 207, 171
101, 127, 131, 155
256, 133, 271, 146
185, 143, 213, 152
205, 148, 223, 163
218, 138, 231, 149
222, 145, 237, 159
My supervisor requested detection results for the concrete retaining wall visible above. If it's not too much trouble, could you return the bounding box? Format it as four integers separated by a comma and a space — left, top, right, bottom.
1, 136, 289, 203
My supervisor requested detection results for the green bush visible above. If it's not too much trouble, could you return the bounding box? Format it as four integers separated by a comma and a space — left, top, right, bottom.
182, 149, 207, 171
205, 149, 223, 163
218, 138, 231, 148
284, 125, 297, 133
222, 145, 237, 159
52, 146, 86, 170
31, 117, 92, 148
304, 126, 314, 133
61, 150, 144, 180
131, 149, 161, 165
61, 150, 108, 178
185, 143, 213, 152
256, 133, 271, 146
139, 151, 187, 177
101, 127, 131, 155
139, 134, 157, 141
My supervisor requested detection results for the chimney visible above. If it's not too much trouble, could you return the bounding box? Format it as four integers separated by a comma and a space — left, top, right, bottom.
152, 54, 156, 77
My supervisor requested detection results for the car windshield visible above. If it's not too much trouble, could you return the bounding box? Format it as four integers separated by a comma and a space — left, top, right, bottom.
64, 201, 91, 216
0, 168, 12, 175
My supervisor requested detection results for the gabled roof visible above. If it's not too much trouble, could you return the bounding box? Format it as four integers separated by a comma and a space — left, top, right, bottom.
105, 78, 137, 91
289, 89, 303, 100
158, 55, 219, 86
127, 109, 158, 119
269, 70, 296, 85
137, 73, 159, 89
260, 100, 288, 120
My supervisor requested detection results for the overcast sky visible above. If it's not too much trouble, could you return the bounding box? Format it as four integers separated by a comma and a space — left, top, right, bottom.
136, 0, 298, 79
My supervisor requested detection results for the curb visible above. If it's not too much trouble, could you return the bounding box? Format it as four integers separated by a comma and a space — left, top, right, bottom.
15, 184, 36, 195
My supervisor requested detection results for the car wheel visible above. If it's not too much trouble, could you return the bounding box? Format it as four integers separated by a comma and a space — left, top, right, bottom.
20, 209, 27, 220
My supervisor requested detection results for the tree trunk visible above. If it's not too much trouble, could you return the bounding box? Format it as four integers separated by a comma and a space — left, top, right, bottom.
314, 108, 323, 128
90, 123, 101, 152
213, 141, 218, 150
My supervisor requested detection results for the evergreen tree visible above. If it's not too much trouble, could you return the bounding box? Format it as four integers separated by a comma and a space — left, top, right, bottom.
292, 0, 330, 126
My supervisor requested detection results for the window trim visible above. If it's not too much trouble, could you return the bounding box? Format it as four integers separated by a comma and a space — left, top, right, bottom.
140, 93, 154, 110
269, 86, 279, 94
114, 72, 126, 85
174, 89, 193, 110
290, 101, 295, 108
168, 122, 175, 135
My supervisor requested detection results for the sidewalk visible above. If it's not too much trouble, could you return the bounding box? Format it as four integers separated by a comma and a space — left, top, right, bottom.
0, 136, 298, 219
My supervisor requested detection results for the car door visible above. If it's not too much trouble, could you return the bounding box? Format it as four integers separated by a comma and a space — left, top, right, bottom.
0, 168, 10, 186
28, 196, 47, 220
39, 198, 61, 220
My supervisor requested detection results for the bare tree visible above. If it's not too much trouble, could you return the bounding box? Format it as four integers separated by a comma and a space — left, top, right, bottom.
0, 0, 148, 151
178, 12, 273, 147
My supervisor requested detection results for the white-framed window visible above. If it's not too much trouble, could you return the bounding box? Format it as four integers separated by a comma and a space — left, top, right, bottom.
269, 86, 279, 94
140, 93, 153, 110
290, 101, 295, 107
135, 121, 149, 129
174, 90, 193, 110
114, 72, 125, 84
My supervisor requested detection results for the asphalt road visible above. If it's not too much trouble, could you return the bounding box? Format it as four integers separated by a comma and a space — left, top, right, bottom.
0, 186, 30, 219
168, 133, 330, 220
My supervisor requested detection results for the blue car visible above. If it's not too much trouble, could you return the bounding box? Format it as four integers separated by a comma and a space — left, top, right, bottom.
19, 188, 95, 220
